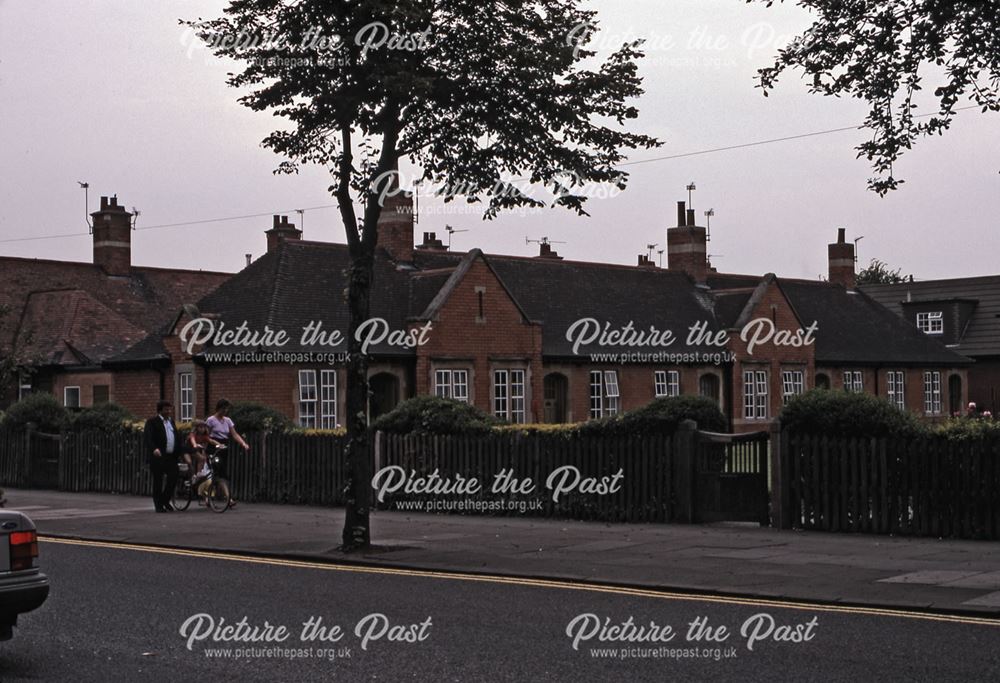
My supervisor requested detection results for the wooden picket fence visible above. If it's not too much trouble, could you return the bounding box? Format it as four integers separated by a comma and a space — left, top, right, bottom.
375, 432, 674, 522
0, 429, 27, 487
781, 433, 1000, 540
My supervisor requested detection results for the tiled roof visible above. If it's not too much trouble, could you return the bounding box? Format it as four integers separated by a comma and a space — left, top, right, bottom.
105, 241, 971, 367
861, 275, 1000, 356
780, 281, 972, 365
0, 256, 230, 367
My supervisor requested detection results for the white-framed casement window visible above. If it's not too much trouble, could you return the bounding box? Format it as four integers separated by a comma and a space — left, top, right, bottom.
18, 383, 32, 401
654, 370, 680, 398
923, 371, 942, 415
434, 369, 469, 403
781, 369, 805, 405
916, 311, 944, 335
320, 369, 338, 429
493, 369, 526, 423
298, 369, 318, 428
843, 370, 864, 393
64, 386, 81, 409
743, 369, 768, 420
178, 372, 194, 422
887, 370, 906, 410
589, 370, 620, 419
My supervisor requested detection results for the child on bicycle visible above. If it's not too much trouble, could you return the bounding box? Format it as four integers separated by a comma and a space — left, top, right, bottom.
184, 420, 219, 484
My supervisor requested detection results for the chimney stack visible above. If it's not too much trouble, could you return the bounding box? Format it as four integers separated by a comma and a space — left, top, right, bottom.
666, 199, 708, 282
536, 241, 563, 260
637, 254, 655, 267
265, 215, 302, 253
415, 231, 447, 251
376, 169, 415, 263
828, 228, 856, 288
91, 195, 132, 276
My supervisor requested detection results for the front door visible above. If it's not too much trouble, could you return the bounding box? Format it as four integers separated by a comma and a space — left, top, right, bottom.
543, 373, 568, 423
369, 373, 400, 421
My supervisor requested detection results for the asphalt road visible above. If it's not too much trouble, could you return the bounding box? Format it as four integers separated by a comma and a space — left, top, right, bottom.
1, 540, 998, 682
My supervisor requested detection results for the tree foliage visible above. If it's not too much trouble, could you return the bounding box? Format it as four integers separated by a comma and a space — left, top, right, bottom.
70, 402, 135, 433
750, 1, 1000, 194
856, 258, 912, 285
185, 1, 659, 549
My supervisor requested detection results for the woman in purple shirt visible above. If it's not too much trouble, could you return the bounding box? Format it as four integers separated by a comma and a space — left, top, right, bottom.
206, 398, 250, 508
206, 398, 250, 451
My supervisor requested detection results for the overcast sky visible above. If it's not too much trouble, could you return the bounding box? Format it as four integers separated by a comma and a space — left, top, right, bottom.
1, 0, 997, 280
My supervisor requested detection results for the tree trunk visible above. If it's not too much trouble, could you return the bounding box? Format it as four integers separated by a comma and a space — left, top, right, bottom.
340, 248, 375, 550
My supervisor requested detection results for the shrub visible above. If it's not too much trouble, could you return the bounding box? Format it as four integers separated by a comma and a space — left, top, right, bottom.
578, 395, 728, 436
780, 389, 926, 438
226, 401, 293, 434
1, 393, 69, 433
934, 416, 1000, 441
372, 395, 501, 435
70, 402, 134, 433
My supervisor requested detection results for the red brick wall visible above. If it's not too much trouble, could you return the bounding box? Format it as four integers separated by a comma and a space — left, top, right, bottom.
729, 280, 816, 432
968, 358, 1000, 415
415, 257, 543, 421
112, 369, 162, 418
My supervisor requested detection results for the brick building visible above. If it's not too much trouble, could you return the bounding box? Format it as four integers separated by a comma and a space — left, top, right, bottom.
862, 276, 1000, 415
0, 195, 230, 410
104, 192, 970, 430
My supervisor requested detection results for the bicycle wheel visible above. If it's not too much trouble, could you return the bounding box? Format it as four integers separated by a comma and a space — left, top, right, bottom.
207, 479, 231, 513
172, 477, 192, 511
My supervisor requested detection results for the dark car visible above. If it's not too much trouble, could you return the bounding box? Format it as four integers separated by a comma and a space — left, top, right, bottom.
0, 510, 49, 640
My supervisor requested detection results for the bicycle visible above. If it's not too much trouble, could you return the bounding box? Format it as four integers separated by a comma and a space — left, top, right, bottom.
173, 445, 232, 513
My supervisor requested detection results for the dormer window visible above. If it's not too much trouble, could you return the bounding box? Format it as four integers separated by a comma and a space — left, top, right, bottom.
916, 311, 943, 334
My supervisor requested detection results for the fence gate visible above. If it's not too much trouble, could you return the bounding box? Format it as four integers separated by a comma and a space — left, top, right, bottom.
693, 430, 769, 524
28, 431, 62, 489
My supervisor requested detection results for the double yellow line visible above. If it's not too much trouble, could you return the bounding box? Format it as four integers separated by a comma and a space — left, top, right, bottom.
41, 536, 1000, 627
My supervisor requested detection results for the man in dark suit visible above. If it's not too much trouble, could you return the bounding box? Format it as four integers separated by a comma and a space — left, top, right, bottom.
143, 400, 180, 513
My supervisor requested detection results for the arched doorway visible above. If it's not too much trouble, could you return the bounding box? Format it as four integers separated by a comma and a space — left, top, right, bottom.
543, 373, 568, 423
369, 373, 400, 421
815, 373, 830, 390
948, 374, 963, 416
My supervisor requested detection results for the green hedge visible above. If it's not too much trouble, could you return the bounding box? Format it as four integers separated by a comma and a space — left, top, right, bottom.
1, 393, 69, 432
225, 401, 294, 434
70, 402, 135, 433
578, 395, 728, 436
372, 395, 501, 435
780, 389, 925, 438
933, 416, 1000, 441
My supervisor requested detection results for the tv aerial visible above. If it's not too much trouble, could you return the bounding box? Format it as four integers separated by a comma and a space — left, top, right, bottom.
445, 224, 468, 249
704, 208, 715, 241
78, 181, 91, 233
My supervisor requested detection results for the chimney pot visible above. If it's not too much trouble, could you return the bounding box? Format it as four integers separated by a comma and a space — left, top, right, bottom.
676, 201, 686, 227
686, 208, 696, 226
837, 227, 846, 243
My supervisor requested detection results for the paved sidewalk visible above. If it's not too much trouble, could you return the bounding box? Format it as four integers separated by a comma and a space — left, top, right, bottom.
8, 487, 1000, 616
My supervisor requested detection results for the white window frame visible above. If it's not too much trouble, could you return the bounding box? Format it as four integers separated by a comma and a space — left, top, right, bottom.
887, 371, 906, 411
298, 369, 318, 428
923, 371, 942, 415
18, 383, 32, 401
743, 369, 768, 420
493, 369, 526, 423
434, 369, 469, 403
589, 370, 620, 419
916, 311, 944, 335
178, 372, 194, 422
64, 386, 81, 409
781, 369, 805, 405
654, 370, 680, 398
320, 369, 338, 429
843, 370, 863, 393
